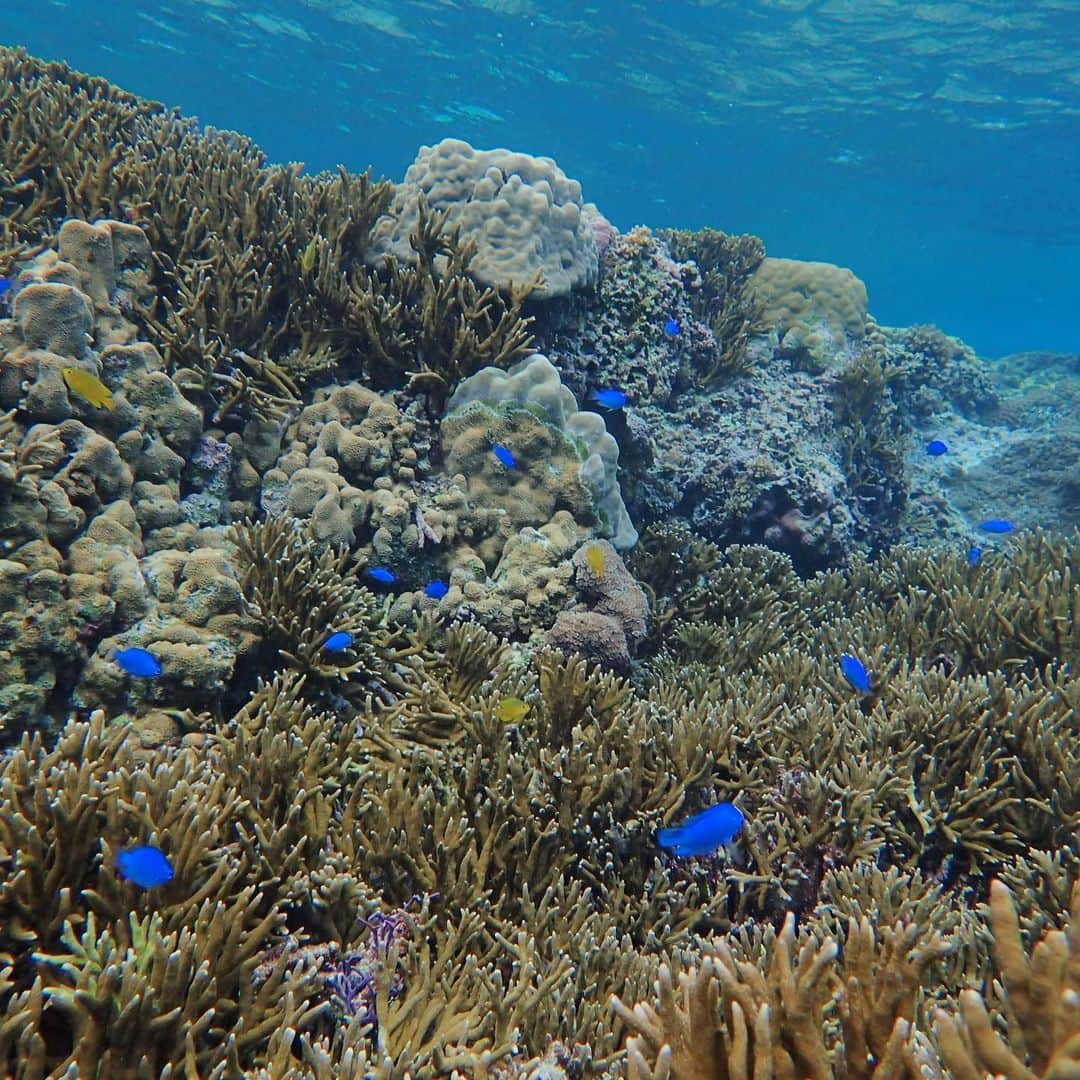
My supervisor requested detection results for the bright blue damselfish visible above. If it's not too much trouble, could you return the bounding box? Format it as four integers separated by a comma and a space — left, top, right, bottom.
658, 802, 744, 857
323, 631, 353, 651
967, 545, 983, 567
840, 653, 872, 693
980, 519, 1016, 533
367, 567, 396, 584
592, 387, 628, 411
926, 439, 949, 456
115, 647, 162, 678
663, 317, 681, 337
0, 278, 12, 295
493, 444, 516, 468
116, 845, 175, 889
425, 580, 449, 599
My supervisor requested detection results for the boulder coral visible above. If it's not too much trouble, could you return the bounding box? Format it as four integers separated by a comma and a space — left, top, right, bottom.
369, 137, 600, 298
445, 353, 638, 550
547, 540, 650, 671
749, 256, 869, 372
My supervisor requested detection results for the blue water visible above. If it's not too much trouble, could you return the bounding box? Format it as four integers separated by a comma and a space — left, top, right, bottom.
8, 0, 1079, 357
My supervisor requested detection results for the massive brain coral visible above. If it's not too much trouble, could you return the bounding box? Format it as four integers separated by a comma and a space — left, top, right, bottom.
369, 137, 600, 298
444, 354, 637, 551
750, 256, 869, 370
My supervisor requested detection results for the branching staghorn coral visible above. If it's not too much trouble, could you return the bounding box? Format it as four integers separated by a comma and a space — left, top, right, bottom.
833, 316, 909, 537
229, 515, 424, 702
933, 879, 1080, 1078
348, 197, 539, 413
661, 226, 766, 383
0, 513, 1078, 1073
613, 911, 950, 1079
0, 46, 396, 425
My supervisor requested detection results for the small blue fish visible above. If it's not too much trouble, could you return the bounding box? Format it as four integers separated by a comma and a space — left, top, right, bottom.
493, 444, 516, 469
592, 387, 628, 411
967, 545, 983, 567
663, 317, 681, 338
658, 802, 744, 857
980, 519, 1016, 534
323, 631, 353, 652
840, 653, 872, 693
116, 845, 175, 889
115, 647, 162, 678
926, 439, 949, 457
425, 580, 449, 599
0, 278, 12, 296
367, 567, 396, 584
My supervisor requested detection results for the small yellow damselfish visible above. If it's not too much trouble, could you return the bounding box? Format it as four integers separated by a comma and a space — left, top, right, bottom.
496, 696, 530, 724
301, 237, 318, 274
586, 544, 606, 577
62, 367, 114, 410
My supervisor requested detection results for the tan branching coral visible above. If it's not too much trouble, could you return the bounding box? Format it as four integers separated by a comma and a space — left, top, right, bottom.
0, 526, 1078, 1074
934, 879, 1080, 1079
613, 912, 950, 1079
662, 227, 767, 383
0, 46, 430, 424
348, 198, 539, 413
229, 515, 422, 701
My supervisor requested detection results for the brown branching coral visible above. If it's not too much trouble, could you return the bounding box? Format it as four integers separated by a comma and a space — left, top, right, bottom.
833, 316, 909, 535
933, 879, 1080, 1079
229, 516, 423, 702
0, 47, 395, 423
613, 912, 949, 1080
0, 523, 1078, 1074
348, 197, 539, 413
662, 227, 766, 383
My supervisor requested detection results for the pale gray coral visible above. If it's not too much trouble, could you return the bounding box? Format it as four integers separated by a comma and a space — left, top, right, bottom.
370, 137, 599, 298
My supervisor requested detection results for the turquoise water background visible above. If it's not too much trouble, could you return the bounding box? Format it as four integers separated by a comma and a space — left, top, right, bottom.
8, 0, 1078, 357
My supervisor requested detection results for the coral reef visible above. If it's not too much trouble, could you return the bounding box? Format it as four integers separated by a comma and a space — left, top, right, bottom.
369, 137, 600, 299
533, 234, 909, 569
2, 43, 1079, 1080
0, 47, 394, 406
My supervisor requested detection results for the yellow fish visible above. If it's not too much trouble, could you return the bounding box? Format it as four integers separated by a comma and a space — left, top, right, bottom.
586, 544, 606, 577
62, 368, 114, 410
496, 696, 530, 724
301, 237, 318, 274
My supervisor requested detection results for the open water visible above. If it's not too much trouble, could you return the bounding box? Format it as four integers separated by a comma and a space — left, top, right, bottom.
9, 0, 1079, 358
